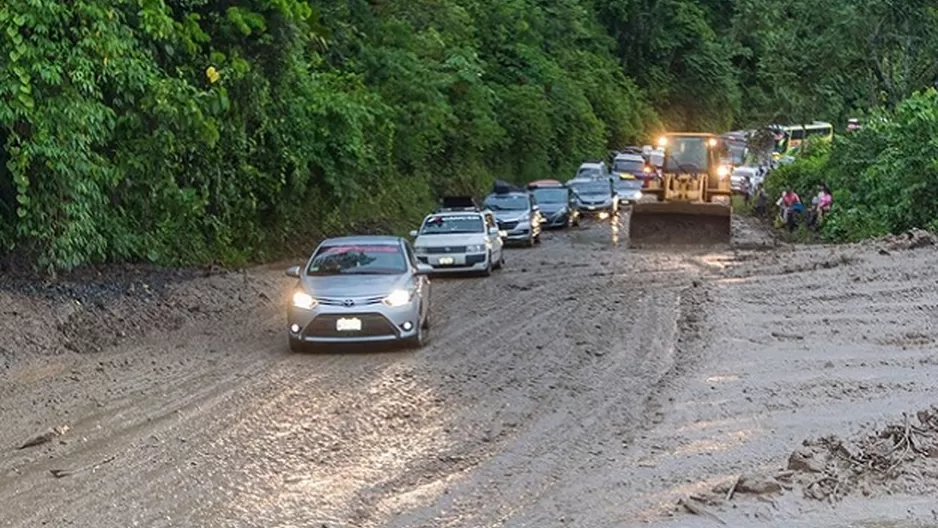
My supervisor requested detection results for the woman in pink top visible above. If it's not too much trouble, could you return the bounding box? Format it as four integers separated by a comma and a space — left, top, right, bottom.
808, 184, 833, 229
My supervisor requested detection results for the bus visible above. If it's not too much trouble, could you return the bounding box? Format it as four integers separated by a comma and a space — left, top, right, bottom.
768, 121, 833, 158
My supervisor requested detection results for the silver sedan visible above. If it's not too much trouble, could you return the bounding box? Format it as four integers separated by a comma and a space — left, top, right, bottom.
285, 236, 433, 352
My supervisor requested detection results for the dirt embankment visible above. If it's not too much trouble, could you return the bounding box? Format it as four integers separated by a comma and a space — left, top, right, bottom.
2, 217, 938, 527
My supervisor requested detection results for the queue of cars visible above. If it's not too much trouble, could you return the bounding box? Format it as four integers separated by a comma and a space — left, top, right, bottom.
283, 178, 594, 352
284, 152, 671, 353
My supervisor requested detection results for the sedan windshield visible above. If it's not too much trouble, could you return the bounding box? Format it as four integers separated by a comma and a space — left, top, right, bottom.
307, 244, 407, 275
615, 179, 642, 191
569, 181, 610, 195
576, 167, 604, 179
420, 214, 484, 234
613, 160, 644, 173
484, 194, 529, 211
532, 188, 567, 204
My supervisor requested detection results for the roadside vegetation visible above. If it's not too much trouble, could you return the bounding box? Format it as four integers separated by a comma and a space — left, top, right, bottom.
2, 0, 938, 271
765, 89, 938, 242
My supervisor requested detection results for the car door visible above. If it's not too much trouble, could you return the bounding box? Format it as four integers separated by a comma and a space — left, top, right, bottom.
484, 212, 502, 260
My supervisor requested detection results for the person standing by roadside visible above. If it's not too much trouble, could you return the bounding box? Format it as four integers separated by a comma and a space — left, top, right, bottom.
754, 183, 768, 217
776, 188, 802, 229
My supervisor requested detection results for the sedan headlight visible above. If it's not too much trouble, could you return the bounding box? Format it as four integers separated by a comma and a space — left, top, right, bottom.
466, 244, 485, 253
292, 291, 317, 309
383, 289, 414, 307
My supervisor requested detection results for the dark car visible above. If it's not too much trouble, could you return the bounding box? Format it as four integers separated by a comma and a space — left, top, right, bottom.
566, 177, 618, 217
612, 153, 654, 182
613, 174, 644, 206
527, 180, 580, 228
483, 180, 543, 247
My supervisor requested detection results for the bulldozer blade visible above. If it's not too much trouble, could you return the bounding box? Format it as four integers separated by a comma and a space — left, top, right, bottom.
627, 201, 732, 248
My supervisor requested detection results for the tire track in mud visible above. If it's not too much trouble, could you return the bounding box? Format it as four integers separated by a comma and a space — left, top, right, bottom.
0, 215, 734, 528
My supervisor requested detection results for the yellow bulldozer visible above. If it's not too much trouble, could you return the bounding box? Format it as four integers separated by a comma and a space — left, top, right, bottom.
628, 132, 733, 248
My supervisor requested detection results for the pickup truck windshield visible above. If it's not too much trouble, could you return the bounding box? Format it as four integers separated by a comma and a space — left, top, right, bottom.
420, 215, 484, 234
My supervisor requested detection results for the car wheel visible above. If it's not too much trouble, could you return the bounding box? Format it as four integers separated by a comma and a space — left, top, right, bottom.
422, 306, 431, 329
405, 312, 428, 349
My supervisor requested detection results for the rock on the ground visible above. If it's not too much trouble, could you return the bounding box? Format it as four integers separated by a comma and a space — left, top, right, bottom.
788, 446, 828, 473
736, 474, 783, 495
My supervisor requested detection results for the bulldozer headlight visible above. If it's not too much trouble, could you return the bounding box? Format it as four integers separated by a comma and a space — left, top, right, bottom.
716, 165, 729, 178
657, 136, 668, 147
708, 138, 718, 147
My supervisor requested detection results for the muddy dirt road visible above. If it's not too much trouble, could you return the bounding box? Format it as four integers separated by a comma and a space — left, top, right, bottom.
2, 215, 938, 527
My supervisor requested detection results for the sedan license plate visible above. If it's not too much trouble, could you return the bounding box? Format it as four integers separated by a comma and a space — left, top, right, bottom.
336, 317, 362, 331
588, 206, 596, 210
438, 256, 455, 265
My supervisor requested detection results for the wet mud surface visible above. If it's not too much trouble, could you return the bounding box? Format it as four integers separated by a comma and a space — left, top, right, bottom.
2, 213, 938, 527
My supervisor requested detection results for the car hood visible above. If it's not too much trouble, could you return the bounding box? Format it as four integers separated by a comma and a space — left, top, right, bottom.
301, 273, 409, 299
414, 233, 486, 247
538, 203, 567, 215
577, 193, 612, 202
492, 210, 529, 222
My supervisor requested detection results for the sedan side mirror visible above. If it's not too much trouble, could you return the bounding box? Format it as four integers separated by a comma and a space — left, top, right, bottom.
409, 230, 419, 238
285, 265, 301, 278
414, 263, 434, 275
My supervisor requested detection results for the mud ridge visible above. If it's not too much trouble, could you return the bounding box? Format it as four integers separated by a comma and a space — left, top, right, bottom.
699, 405, 938, 509
0, 267, 280, 360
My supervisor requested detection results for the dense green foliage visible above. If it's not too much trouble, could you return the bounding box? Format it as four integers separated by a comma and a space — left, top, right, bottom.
767, 89, 938, 241
2, 0, 938, 270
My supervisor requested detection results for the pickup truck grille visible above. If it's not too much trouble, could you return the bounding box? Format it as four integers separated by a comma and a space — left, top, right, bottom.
425, 246, 467, 254
498, 221, 519, 230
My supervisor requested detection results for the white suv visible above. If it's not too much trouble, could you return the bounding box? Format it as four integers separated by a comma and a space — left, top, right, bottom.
410, 198, 505, 276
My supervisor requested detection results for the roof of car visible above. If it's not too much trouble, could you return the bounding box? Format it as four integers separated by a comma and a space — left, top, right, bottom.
320, 235, 403, 246
579, 162, 604, 168
528, 179, 564, 188
425, 209, 486, 217
614, 153, 644, 161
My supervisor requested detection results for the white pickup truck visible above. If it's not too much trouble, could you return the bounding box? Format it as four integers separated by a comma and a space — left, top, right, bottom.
410, 197, 505, 276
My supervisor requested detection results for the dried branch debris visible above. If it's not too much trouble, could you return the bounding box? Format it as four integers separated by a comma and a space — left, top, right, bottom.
703, 406, 938, 514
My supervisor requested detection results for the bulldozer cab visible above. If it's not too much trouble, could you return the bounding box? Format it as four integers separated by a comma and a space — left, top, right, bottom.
628, 133, 733, 248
